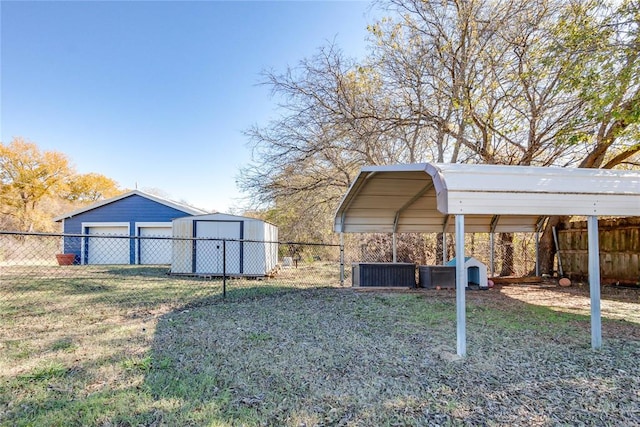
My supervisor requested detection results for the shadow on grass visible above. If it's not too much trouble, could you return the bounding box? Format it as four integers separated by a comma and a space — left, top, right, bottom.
137, 286, 640, 425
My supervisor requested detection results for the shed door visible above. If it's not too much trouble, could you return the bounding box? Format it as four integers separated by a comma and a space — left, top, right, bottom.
87, 226, 129, 265
139, 226, 172, 264
195, 221, 241, 274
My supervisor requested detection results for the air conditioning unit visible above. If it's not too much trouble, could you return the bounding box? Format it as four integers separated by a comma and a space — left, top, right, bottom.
352, 262, 416, 287
418, 265, 456, 289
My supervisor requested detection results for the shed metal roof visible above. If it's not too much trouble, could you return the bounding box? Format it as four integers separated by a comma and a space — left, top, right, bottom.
335, 163, 640, 234
173, 212, 277, 227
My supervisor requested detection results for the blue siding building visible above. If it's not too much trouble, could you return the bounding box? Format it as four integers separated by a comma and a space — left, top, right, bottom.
54, 190, 207, 265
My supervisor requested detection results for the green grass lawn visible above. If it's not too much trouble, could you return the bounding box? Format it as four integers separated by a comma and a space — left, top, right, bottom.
1, 266, 639, 426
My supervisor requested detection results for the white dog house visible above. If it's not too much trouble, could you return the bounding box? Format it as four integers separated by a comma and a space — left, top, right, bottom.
171, 213, 278, 276
446, 257, 488, 288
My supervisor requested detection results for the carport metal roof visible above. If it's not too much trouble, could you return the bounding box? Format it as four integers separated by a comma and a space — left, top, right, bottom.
335, 163, 640, 234
334, 163, 640, 356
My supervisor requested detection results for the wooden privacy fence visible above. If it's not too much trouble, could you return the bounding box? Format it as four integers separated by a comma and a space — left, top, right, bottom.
557, 217, 640, 284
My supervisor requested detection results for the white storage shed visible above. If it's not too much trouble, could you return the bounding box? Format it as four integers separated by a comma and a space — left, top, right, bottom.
171, 213, 278, 276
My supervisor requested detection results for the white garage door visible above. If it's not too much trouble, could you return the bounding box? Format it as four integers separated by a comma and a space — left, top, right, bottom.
139, 226, 172, 265
195, 221, 241, 274
87, 226, 130, 265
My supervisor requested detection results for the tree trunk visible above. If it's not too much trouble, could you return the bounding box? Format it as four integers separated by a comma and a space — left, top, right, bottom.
436, 232, 444, 263
538, 216, 570, 276
499, 232, 515, 276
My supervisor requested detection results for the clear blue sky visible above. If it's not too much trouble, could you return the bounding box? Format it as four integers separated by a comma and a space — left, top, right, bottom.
1, 0, 374, 213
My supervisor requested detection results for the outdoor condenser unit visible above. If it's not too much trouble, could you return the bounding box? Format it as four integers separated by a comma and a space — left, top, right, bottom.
418, 265, 456, 289
352, 262, 416, 287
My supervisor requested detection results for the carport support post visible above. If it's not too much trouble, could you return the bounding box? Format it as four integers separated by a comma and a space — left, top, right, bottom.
455, 215, 467, 357
535, 231, 540, 277
588, 216, 602, 349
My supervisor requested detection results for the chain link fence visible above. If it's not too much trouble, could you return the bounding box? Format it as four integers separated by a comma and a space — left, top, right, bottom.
341, 232, 538, 283
0, 231, 343, 308
0, 230, 537, 323
1, 231, 537, 306
1, 230, 537, 410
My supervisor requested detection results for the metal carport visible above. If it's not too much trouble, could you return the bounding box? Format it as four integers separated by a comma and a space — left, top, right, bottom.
334, 163, 640, 356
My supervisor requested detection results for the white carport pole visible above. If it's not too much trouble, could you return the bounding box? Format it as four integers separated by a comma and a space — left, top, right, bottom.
588, 216, 602, 349
455, 214, 467, 356
535, 231, 540, 277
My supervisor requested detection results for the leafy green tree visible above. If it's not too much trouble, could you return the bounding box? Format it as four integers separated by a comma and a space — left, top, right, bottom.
559, 0, 640, 169
535, 0, 640, 273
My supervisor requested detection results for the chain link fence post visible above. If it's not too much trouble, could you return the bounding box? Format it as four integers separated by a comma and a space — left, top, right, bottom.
222, 239, 227, 298
340, 233, 345, 286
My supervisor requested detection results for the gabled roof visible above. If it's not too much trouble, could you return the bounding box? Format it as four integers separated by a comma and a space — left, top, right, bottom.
334, 163, 640, 234
53, 190, 209, 222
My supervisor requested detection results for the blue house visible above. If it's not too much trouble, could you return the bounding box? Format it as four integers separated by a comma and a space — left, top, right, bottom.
54, 190, 207, 265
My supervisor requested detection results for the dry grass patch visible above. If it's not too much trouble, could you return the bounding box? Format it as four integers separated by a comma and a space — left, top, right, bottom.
147, 286, 640, 425
1, 267, 639, 426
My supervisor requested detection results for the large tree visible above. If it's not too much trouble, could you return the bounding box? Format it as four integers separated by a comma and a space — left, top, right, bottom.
64, 172, 121, 203
536, 0, 640, 273
367, 0, 598, 273
239, 44, 381, 240
0, 137, 123, 231
241, 0, 639, 258
1, 138, 71, 231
